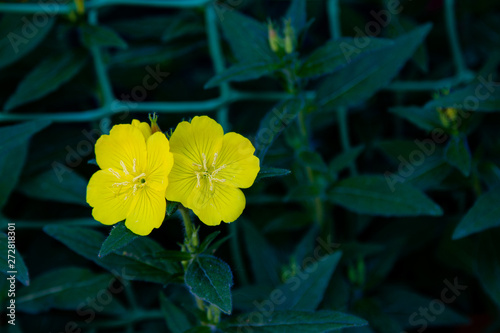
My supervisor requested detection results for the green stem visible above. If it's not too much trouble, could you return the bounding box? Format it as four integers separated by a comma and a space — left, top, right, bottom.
179, 205, 198, 248
444, 0, 468, 77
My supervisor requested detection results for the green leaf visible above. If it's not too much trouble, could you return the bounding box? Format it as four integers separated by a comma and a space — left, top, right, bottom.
388, 106, 442, 132
198, 231, 221, 253
185, 254, 233, 314
453, 185, 500, 239
444, 135, 471, 176
205, 61, 280, 88
352, 298, 402, 333
0, 120, 51, 208
406, 156, 453, 190
299, 38, 393, 79
0, 232, 29, 286
17, 267, 124, 314
277, 251, 342, 311
99, 222, 138, 258
0, 14, 55, 69
255, 96, 306, 161
329, 176, 443, 217
329, 145, 364, 177
44, 225, 179, 284
150, 250, 192, 262
223, 310, 368, 332
161, 15, 204, 43
285, 0, 307, 33
80, 24, 128, 49
477, 231, 500, 307
378, 286, 469, 329
17, 168, 87, 206
219, 8, 278, 64
316, 24, 432, 109
242, 221, 281, 286
298, 150, 328, 173
159, 293, 192, 333
5, 50, 87, 110
166, 201, 179, 216
256, 167, 291, 181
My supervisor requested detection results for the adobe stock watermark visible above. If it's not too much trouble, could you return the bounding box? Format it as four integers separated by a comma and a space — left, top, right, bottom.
51, 65, 170, 182
49, 268, 135, 333
236, 236, 340, 333
385, 73, 498, 192
401, 277, 467, 333
340, 0, 411, 62
7, 0, 63, 54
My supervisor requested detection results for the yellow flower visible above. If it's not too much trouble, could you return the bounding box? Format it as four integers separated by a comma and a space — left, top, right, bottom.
165, 116, 260, 226
87, 122, 173, 236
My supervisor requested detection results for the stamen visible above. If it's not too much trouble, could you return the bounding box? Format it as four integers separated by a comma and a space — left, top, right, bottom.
212, 152, 218, 167
195, 172, 201, 188
132, 158, 137, 173
132, 173, 146, 182
212, 164, 226, 176
120, 160, 129, 175
132, 184, 138, 195
112, 181, 130, 187
202, 153, 208, 171
108, 168, 121, 179
192, 162, 203, 170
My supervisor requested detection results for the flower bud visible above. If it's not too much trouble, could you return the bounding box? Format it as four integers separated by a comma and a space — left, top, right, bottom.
149, 113, 162, 134
268, 20, 281, 53
284, 18, 295, 54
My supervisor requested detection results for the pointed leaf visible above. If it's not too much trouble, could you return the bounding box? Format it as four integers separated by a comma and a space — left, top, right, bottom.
389, 106, 442, 132
205, 61, 280, 88
453, 185, 500, 239
99, 222, 138, 258
185, 254, 233, 314
329, 176, 443, 216
316, 24, 432, 109
444, 135, 471, 176
0, 232, 29, 286
80, 24, 128, 49
256, 167, 291, 181
0, 14, 54, 69
5, 50, 87, 110
223, 310, 368, 332
329, 145, 364, 177
285, 0, 307, 33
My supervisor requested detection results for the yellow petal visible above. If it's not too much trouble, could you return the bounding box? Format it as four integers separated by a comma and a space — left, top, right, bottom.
125, 188, 166, 236
165, 153, 198, 207
188, 181, 246, 226
145, 132, 173, 192
87, 170, 134, 225
95, 124, 147, 174
131, 119, 152, 141
169, 116, 224, 167
217, 132, 260, 188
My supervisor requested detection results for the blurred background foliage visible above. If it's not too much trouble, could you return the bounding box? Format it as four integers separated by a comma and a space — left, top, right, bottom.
1, 0, 500, 332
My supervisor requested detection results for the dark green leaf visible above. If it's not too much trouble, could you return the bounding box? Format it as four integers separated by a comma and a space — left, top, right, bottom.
299, 38, 392, 78
184, 327, 212, 333
444, 135, 471, 176
277, 251, 342, 311
477, 231, 500, 307
99, 222, 138, 258
5, 50, 87, 110
80, 24, 128, 49
329, 176, 443, 216
223, 310, 368, 332
17, 267, 124, 314
159, 293, 192, 333
219, 8, 278, 64
329, 145, 364, 177
197, 231, 221, 253
205, 61, 280, 88
17, 168, 87, 206
150, 250, 192, 262
389, 106, 442, 132
161, 16, 204, 43
285, 0, 307, 33
256, 167, 291, 181
166, 201, 179, 216
185, 254, 233, 314
286, 183, 323, 202
0, 14, 54, 69
263, 212, 311, 233
242, 220, 281, 286
0, 232, 29, 286
453, 185, 500, 239
44, 225, 179, 284
255, 96, 305, 161
406, 156, 453, 190
316, 24, 432, 109
353, 298, 402, 333
298, 150, 328, 173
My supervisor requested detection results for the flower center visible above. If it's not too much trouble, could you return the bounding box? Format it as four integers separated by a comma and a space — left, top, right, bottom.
109, 159, 148, 200
193, 152, 226, 191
